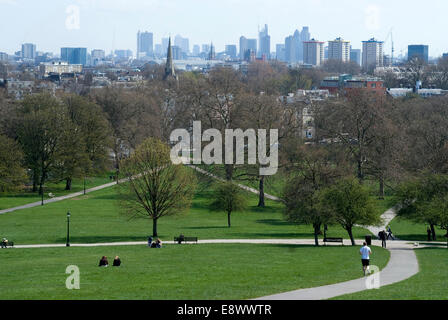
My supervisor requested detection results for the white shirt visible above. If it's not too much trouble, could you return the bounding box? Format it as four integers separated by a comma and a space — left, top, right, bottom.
360, 246, 371, 260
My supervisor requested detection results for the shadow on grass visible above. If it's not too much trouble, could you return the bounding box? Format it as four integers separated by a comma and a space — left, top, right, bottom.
183, 226, 229, 230
395, 234, 447, 242
58, 235, 149, 243
255, 219, 296, 226
231, 232, 314, 238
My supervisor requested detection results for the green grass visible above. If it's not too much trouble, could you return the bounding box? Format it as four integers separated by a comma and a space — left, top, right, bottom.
0, 243, 389, 300
0, 183, 374, 245
389, 217, 447, 242
333, 247, 448, 300
0, 174, 113, 210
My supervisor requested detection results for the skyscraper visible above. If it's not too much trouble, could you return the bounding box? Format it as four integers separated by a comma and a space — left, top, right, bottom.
276, 44, 285, 62
258, 24, 270, 60
225, 45, 237, 59
21, 43, 36, 60
303, 39, 325, 66
174, 35, 189, 54
328, 37, 350, 62
61, 47, 87, 65
408, 45, 429, 63
350, 47, 361, 66
299, 27, 310, 62
193, 45, 200, 56
239, 36, 257, 61
137, 31, 153, 59
284, 27, 310, 64
362, 38, 384, 70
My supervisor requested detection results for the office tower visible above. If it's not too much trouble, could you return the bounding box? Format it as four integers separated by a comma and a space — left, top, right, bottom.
114, 50, 133, 59
0, 52, 8, 61
91, 49, 105, 60
137, 31, 153, 58
171, 46, 182, 60
154, 44, 163, 56
258, 24, 271, 59
162, 38, 170, 55
193, 44, 200, 56
21, 43, 36, 60
328, 37, 350, 62
408, 45, 429, 63
303, 39, 325, 66
225, 45, 237, 59
61, 47, 87, 65
174, 35, 189, 54
299, 27, 310, 61
350, 48, 361, 66
239, 36, 257, 61
202, 44, 210, 54
362, 38, 384, 70
443, 53, 448, 59
275, 44, 285, 62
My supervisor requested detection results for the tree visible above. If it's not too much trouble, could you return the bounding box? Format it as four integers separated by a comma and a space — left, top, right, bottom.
283, 144, 349, 245
320, 178, 380, 245
119, 138, 196, 237
395, 174, 448, 241
322, 59, 361, 75
209, 182, 248, 228
0, 135, 27, 192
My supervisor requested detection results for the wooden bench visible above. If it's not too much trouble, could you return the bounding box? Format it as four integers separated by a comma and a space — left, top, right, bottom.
174, 236, 198, 244
1, 241, 14, 248
323, 237, 343, 245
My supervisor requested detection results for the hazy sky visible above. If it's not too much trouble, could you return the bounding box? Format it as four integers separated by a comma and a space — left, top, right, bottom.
1, 0, 446, 57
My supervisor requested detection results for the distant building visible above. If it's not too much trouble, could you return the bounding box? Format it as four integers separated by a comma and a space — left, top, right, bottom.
258, 24, 270, 60
443, 53, 448, 59
154, 44, 163, 56
276, 44, 285, 62
114, 50, 133, 59
137, 31, 153, 58
171, 46, 182, 60
225, 45, 237, 59
320, 74, 385, 95
202, 44, 210, 54
408, 45, 429, 63
0, 52, 8, 61
239, 36, 257, 61
350, 48, 361, 65
303, 39, 325, 66
174, 35, 189, 54
61, 47, 87, 65
21, 43, 36, 60
39, 61, 83, 77
328, 37, 350, 62
192, 45, 201, 56
162, 38, 170, 55
362, 38, 383, 70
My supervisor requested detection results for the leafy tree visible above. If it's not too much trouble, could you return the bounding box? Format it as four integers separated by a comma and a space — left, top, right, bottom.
320, 178, 380, 245
119, 138, 196, 237
209, 182, 248, 228
0, 135, 27, 192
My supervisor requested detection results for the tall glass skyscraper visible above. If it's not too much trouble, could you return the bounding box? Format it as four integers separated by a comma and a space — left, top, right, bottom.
61, 47, 87, 65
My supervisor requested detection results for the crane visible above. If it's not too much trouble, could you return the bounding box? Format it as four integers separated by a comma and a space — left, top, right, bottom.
384, 28, 394, 66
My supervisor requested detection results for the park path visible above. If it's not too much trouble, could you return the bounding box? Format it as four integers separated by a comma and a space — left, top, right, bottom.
0, 179, 124, 215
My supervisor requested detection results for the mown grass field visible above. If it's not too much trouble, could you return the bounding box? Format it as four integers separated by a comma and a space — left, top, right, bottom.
334, 247, 448, 300
0, 244, 389, 300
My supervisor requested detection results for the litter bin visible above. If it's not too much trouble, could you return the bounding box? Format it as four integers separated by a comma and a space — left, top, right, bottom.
365, 235, 372, 246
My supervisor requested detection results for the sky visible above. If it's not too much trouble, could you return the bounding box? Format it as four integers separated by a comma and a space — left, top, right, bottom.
1, 0, 446, 57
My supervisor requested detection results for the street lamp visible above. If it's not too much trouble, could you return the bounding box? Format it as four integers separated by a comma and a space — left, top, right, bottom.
66, 211, 71, 247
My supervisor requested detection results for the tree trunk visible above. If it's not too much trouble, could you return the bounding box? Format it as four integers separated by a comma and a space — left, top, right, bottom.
225, 164, 233, 181
313, 223, 321, 246
357, 159, 364, 182
430, 224, 436, 241
378, 175, 385, 200
152, 218, 158, 237
227, 211, 231, 228
258, 176, 265, 208
347, 226, 355, 246
65, 178, 72, 191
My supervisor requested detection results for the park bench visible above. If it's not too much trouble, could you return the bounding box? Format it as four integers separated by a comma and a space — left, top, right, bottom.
174, 236, 198, 244
323, 237, 343, 245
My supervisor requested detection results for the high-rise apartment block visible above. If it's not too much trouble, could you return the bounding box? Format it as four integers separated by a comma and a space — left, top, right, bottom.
362, 38, 383, 70
328, 37, 350, 62
303, 39, 325, 66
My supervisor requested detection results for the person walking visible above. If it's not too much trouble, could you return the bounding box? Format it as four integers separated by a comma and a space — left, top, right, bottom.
387, 226, 394, 240
378, 230, 387, 248
359, 242, 372, 276
427, 227, 432, 241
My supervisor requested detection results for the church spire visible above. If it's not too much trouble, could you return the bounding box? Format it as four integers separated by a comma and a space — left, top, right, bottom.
164, 37, 177, 80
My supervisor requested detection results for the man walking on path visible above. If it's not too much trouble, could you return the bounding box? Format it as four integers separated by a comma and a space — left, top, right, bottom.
359, 242, 372, 276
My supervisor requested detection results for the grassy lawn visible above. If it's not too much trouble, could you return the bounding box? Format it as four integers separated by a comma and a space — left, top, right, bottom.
333, 247, 448, 300
389, 217, 447, 242
0, 243, 389, 300
0, 183, 374, 245
0, 174, 113, 210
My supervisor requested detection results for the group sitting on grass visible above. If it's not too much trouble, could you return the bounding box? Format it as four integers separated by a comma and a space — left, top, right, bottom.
147, 237, 163, 248
1, 238, 9, 248
98, 256, 121, 267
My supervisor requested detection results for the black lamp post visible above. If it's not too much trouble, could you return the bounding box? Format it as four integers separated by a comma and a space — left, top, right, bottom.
66, 211, 71, 247
41, 184, 44, 206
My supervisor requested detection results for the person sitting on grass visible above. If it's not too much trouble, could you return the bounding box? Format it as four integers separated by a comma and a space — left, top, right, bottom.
1, 238, 8, 248
113, 256, 121, 267
99, 256, 109, 267
156, 238, 162, 248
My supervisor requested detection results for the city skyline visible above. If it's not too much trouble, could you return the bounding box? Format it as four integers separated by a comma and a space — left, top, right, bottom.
1, 0, 447, 57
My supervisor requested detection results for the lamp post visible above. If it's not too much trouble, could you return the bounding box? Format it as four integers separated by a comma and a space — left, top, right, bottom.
66, 211, 71, 247
83, 177, 86, 195
41, 184, 44, 206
